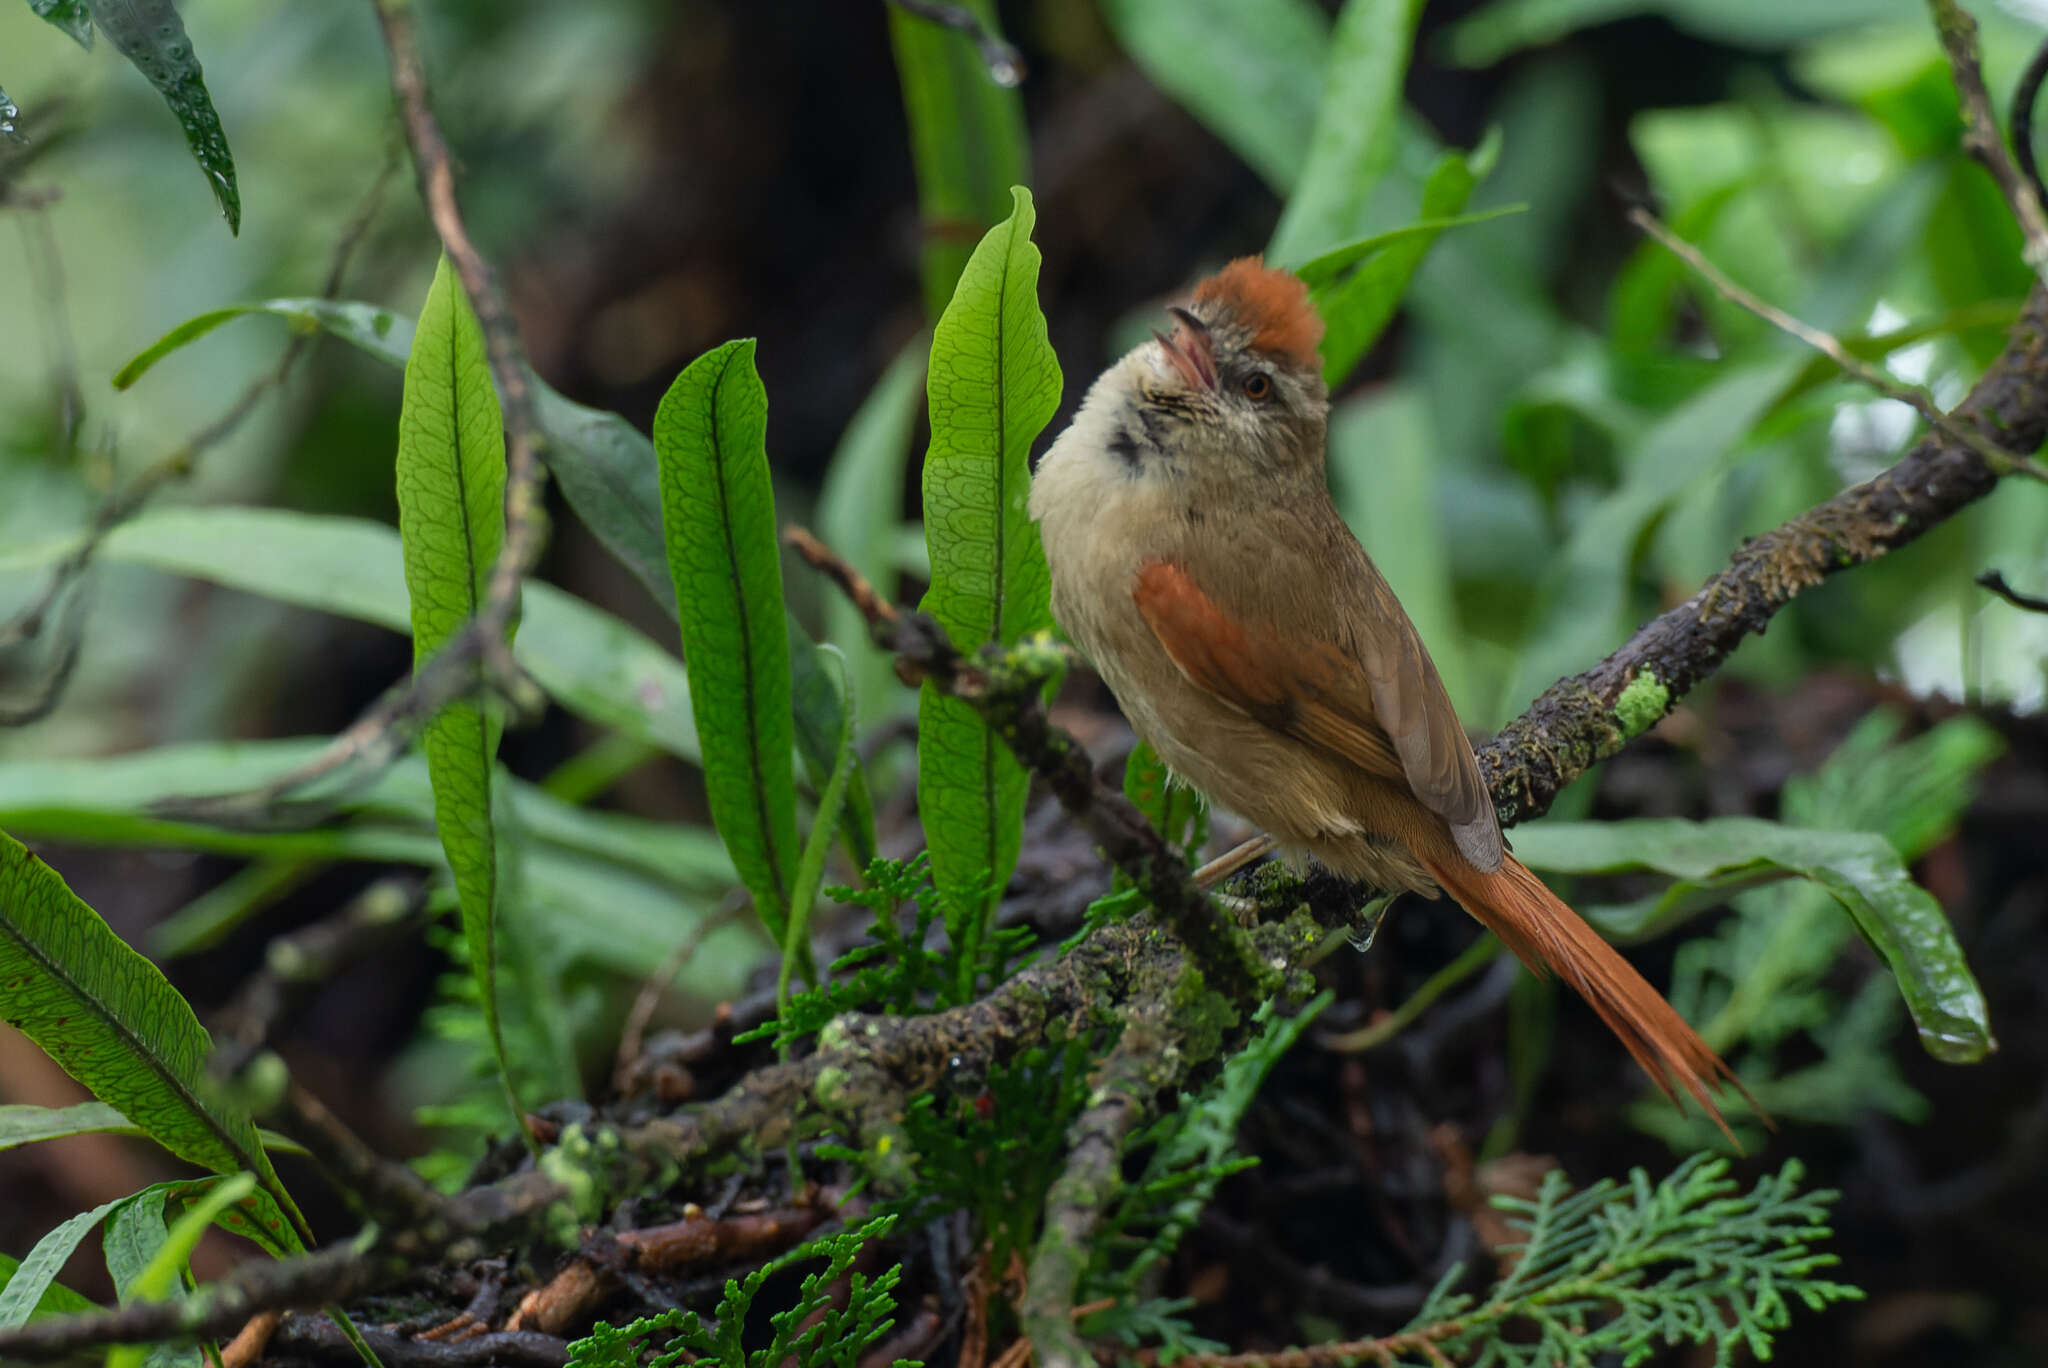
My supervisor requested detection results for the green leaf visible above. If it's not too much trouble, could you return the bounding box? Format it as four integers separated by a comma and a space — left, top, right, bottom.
88, 0, 239, 233
0, 832, 309, 1243
1313, 151, 1490, 386
653, 339, 800, 944
113, 299, 414, 388
0, 739, 734, 893
530, 378, 675, 615
887, 0, 1030, 320
818, 336, 928, 732
0, 1196, 126, 1330
1441, 0, 1916, 68
1292, 203, 1527, 290
103, 1182, 181, 1303
395, 255, 519, 1126
917, 186, 1061, 935
0, 1253, 95, 1323
1328, 385, 1472, 717
778, 650, 859, 1014
107, 1173, 257, 1368
1496, 356, 1804, 720
1266, 0, 1426, 267
30, 0, 94, 47
152, 859, 318, 958
789, 621, 878, 870
0, 1101, 308, 1157
0, 507, 702, 763
1121, 740, 1206, 864
1097, 0, 1331, 193
1511, 816, 1994, 1063
113, 297, 686, 624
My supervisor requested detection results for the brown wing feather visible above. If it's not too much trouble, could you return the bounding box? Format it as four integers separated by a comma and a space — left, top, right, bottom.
1133, 554, 1502, 871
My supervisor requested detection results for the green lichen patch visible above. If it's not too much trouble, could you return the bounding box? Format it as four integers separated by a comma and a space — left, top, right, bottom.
1613, 670, 1671, 741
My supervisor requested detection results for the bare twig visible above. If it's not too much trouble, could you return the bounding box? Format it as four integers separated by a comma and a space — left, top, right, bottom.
611, 891, 755, 1097
1978, 569, 2048, 614
371, 0, 550, 677
167, 0, 567, 818
1, 147, 400, 726
2016, 32, 2048, 215
209, 875, 426, 1076
884, 0, 1026, 87
1929, 0, 2048, 278
1630, 206, 2048, 484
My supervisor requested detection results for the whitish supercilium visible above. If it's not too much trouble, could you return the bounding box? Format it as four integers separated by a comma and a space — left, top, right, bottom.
1029, 257, 1755, 1136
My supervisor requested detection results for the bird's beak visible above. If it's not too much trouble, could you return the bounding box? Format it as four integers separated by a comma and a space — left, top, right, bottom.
1153, 306, 1217, 393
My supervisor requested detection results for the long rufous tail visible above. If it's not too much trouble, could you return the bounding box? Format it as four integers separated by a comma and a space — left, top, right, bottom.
1421, 850, 1762, 1143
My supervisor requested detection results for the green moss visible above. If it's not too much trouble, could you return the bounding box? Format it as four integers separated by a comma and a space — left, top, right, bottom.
1613, 669, 1671, 741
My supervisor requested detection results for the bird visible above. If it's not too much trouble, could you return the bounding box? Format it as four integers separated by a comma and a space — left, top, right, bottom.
1027, 256, 1749, 1133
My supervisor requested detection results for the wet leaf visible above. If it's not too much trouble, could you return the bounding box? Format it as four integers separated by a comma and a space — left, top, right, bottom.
89, 0, 240, 233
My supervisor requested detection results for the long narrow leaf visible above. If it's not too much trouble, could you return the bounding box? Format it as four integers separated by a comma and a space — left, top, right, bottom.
107, 1173, 256, 1368
1511, 816, 1993, 1063
113, 300, 414, 388
0, 1197, 126, 1329
1, 507, 701, 763
89, 0, 239, 233
530, 380, 674, 614
394, 255, 519, 1125
0, 833, 308, 1244
0, 1101, 307, 1157
1314, 149, 1489, 385
789, 621, 878, 870
1098, 0, 1331, 193
653, 339, 800, 943
29, 1, 95, 48
888, 0, 1029, 320
918, 186, 1061, 950
819, 336, 928, 731
777, 650, 859, 1016
1266, 0, 1426, 267
0, 1252, 97, 1322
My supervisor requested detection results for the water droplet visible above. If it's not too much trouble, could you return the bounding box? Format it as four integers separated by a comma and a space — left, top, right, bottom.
987, 52, 1024, 88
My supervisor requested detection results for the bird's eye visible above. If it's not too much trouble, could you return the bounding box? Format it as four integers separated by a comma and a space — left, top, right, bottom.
1242, 371, 1273, 401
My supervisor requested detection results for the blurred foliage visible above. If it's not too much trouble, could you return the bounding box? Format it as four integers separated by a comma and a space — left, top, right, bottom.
3, 0, 2046, 1362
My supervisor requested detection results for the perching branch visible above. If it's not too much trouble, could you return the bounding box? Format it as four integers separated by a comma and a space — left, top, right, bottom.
784, 524, 1281, 1003
1020, 997, 1192, 1368
1479, 284, 2048, 827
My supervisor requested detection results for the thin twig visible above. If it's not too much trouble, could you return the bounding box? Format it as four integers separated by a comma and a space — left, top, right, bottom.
1480, 284, 2048, 825
1, 148, 401, 726
172, 0, 569, 819
883, 0, 1026, 86
1630, 205, 2048, 485
612, 891, 755, 1096
371, 0, 550, 683
2016, 32, 2048, 215
1977, 569, 2048, 614
209, 876, 427, 1077
1928, 0, 2048, 279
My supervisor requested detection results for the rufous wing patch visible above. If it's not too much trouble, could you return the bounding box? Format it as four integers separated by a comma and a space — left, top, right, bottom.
1192, 257, 1325, 370
1132, 559, 1405, 779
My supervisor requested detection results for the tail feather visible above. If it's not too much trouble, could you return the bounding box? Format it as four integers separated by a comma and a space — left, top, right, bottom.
1422, 850, 1762, 1144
